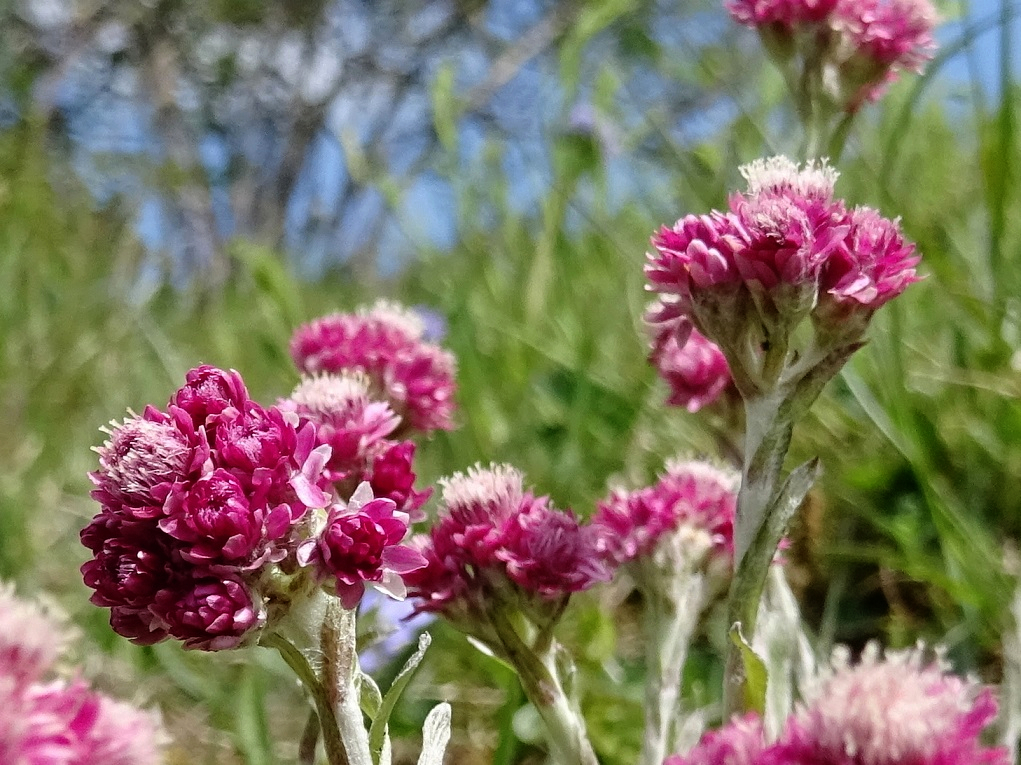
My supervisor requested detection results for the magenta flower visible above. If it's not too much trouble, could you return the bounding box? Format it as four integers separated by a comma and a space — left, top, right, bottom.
408, 464, 610, 616
297, 483, 427, 609
760, 644, 1009, 765
153, 574, 264, 651
727, 0, 936, 107
82, 366, 333, 650
647, 157, 919, 394
170, 364, 250, 427
594, 460, 737, 568
160, 469, 291, 566
650, 323, 733, 412
290, 301, 457, 432
664, 714, 765, 765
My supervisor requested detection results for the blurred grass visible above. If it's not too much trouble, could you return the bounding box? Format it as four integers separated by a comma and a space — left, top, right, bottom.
4, 11, 1021, 761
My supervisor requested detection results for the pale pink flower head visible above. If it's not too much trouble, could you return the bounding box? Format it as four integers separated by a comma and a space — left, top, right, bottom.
665, 714, 766, 765
296, 483, 427, 609
82, 695, 166, 765
90, 406, 207, 519
761, 643, 1009, 765
0, 584, 69, 688
835, 0, 937, 75
650, 322, 733, 412
290, 301, 457, 432
594, 460, 738, 568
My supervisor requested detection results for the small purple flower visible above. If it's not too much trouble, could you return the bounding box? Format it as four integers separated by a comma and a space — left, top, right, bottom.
297, 484, 427, 609
153, 574, 264, 651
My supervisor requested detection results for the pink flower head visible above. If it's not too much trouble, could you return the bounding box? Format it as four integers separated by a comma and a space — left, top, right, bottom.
594, 460, 738, 568
297, 483, 427, 609
761, 643, 1009, 765
665, 714, 766, 765
0, 584, 69, 688
290, 301, 457, 432
91, 406, 208, 519
153, 574, 264, 651
497, 502, 611, 597
647, 158, 919, 392
0, 584, 165, 765
650, 322, 733, 412
408, 464, 609, 618
170, 364, 250, 427
728, 0, 936, 108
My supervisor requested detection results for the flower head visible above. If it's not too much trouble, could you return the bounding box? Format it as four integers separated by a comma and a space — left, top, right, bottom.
408, 464, 610, 621
290, 301, 457, 432
594, 460, 738, 568
170, 364, 249, 427
665, 714, 766, 765
647, 157, 919, 398
297, 483, 427, 609
0, 585, 69, 688
651, 323, 733, 412
153, 574, 264, 651
761, 643, 1009, 765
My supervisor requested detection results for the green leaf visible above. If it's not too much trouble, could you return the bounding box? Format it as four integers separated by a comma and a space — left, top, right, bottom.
431, 62, 459, 153
729, 623, 768, 714
368, 632, 432, 764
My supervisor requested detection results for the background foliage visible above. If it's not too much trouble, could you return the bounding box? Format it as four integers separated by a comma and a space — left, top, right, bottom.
2, 0, 1020, 762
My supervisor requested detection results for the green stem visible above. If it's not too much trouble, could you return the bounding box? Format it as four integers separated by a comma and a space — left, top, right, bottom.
722, 395, 794, 717
488, 607, 599, 765
262, 632, 348, 765
639, 580, 706, 765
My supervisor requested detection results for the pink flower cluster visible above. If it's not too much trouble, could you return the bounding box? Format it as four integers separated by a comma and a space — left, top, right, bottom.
593, 460, 737, 568
650, 323, 733, 412
280, 373, 431, 516
727, 0, 936, 105
647, 158, 919, 380
82, 365, 333, 650
666, 645, 1008, 765
0, 584, 165, 764
290, 301, 457, 433
405, 464, 610, 616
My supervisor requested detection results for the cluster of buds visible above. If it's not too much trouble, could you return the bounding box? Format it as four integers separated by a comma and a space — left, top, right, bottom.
81, 365, 427, 651
648, 156, 919, 409
667, 644, 1008, 765
406, 464, 610, 639
0, 583, 165, 764
290, 301, 457, 434
728, 0, 936, 113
